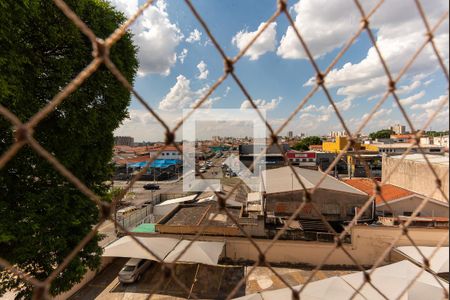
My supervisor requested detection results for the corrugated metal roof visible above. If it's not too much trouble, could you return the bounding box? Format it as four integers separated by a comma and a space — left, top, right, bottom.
261, 166, 366, 195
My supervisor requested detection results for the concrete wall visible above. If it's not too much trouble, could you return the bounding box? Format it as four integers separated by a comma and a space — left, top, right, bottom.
158, 225, 448, 267
377, 196, 449, 217
383, 156, 449, 202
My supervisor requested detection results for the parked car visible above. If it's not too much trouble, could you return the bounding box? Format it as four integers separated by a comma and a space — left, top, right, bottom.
199, 167, 206, 173
118, 258, 153, 283
143, 183, 160, 190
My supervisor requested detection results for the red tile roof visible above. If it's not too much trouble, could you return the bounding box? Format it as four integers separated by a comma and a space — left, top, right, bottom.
343, 178, 414, 205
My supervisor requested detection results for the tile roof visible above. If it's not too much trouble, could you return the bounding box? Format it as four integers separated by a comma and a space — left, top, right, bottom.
343, 178, 414, 205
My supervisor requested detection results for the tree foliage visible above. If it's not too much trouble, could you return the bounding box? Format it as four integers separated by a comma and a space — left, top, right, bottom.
293, 136, 322, 151
0, 0, 138, 298
369, 129, 394, 140
425, 130, 449, 137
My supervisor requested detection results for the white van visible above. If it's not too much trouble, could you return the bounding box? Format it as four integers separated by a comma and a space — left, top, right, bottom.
118, 258, 153, 283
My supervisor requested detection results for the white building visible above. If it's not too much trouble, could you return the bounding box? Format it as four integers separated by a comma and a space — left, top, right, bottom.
390, 124, 406, 134
149, 146, 182, 160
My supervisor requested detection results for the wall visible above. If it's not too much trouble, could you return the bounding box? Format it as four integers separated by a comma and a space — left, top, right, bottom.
377, 196, 449, 217
383, 156, 449, 202
156, 225, 448, 267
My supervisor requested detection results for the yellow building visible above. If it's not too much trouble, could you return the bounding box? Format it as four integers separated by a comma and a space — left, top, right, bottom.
322, 136, 379, 153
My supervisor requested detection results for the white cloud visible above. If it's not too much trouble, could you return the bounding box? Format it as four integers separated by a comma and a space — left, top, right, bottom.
398, 90, 426, 106
186, 29, 202, 43
196, 60, 209, 80
240, 97, 282, 111
232, 22, 277, 60
158, 75, 218, 111
411, 95, 448, 110
108, 0, 183, 76
179, 48, 188, 64
291, 0, 448, 108
410, 95, 449, 130
277, 0, 360, 59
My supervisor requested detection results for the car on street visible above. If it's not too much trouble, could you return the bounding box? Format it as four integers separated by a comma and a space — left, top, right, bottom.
118, 258, 153, 283
143, 183, 160, 190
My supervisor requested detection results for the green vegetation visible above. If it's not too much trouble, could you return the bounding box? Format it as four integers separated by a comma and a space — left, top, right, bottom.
293, 136, 322, 151
369, 129, 394, 140
0, 0, 138, 298
425, 130, 449, 137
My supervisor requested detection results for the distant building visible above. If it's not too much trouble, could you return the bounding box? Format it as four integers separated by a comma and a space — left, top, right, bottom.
114, 136, 134, 146
238, 144, 290, 170
382, 154, 449, 203
376, 143, 445, 155
390, 124, 406, 135
149, 146, 182, 160
288, 131, 293, 138
330, 131, 347, 137
261, 167, 373, 222
344, 178, 449, 219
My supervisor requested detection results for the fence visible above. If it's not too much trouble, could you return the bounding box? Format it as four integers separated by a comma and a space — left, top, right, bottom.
0, 0, 448, 299
116, 205, 155, 233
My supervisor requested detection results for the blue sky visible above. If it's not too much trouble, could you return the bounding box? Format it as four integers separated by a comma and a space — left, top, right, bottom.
109, 0, 449, 142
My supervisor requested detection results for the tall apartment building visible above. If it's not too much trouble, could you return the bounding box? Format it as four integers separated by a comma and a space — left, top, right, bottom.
390, 124, 406, 135
114, 136, 134, 146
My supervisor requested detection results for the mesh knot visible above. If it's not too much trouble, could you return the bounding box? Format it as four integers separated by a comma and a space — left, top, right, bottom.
335, 237, 343, 248
100, 201, 111, 219
316, 72, 325, 85
426, 32, 434, 42
292, 290, 300, 300
14, 125, 29, 142
93, 38, 109, 59
303, 192, 312, 203
33, 285, 47, 300
423, 257, 430, 268
348, 138, 357, 148
224, 58, 234, 73
270, 134, 278, 145
435, 178, 442, 189
375, 183, 382, 195
363, 271, 371, 283
258, 253, 266, 264
361, 19, 369, 29
388, 80, 396, 93
217, 195, 226, 210
165, 131, 175, 145
402, 226, 408, 235
277, 0, 287, 12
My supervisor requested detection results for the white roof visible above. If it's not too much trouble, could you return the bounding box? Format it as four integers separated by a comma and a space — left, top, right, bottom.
103, 236, 225, 266
164, 240, 225, 265
196, 194, 243, 207
234, 276, 379, 300
261, 166, 366, 195
154, 194, 198, 207
235, 260, 449, 300
395, 246, 449, 273
247, 192, 262, 203
341, 260, 449, 300
389, 154, 449, 166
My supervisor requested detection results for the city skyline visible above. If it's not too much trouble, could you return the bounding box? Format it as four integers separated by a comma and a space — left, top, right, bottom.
110, 0, 449, 142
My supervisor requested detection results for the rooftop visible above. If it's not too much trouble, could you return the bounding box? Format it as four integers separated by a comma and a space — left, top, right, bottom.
262, 166, 366, 195
388, 153, 449, 166
343, 178, 414, 205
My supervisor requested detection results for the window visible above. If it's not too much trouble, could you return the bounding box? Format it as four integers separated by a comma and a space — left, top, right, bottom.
403, 211, 413, 216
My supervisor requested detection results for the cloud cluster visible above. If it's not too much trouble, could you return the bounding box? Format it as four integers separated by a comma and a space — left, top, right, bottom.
232, 22, 277, 60
186, 29, 202, 44
158, 75, 219, 111
196, 61, 209, 80
108, 0, 183, 76
240, 97, 282, 111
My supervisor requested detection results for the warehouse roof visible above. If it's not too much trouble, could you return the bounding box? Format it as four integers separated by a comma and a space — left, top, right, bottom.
344, 179, 414, 205
261, 167, 366, 195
